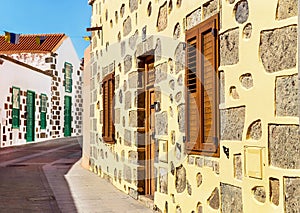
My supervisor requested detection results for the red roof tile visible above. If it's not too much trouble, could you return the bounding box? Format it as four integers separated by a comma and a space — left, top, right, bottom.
0, 33, 66, 54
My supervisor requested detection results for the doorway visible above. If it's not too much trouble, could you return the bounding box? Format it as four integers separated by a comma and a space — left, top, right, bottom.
26, 90, 35, 142
144, 56, 156, 199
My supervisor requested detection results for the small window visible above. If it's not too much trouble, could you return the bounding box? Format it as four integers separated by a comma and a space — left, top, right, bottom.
12, 87, 20, 129
185, 14, 220, 156
40, 94, 47, 129
64, 62, 73, 93
102, 72, 115, 143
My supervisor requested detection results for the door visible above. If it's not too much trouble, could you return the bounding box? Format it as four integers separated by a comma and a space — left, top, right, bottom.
26, 91, 35, 142
145, 57, 156, 199
64, 96, 72, 137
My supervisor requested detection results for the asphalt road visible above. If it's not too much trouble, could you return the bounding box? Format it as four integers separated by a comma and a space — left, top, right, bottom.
0, 137, 82, 213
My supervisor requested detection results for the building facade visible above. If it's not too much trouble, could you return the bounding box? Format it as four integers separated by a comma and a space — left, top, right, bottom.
85, 0, 299, 212
0, 34, 83, 147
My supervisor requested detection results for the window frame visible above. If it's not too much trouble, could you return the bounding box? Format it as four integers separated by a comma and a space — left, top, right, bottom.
40, 94, 47, 129
64, 62, 73, 93
12, 86, 20, 129
102, 72, 115, 144
185, 14, 220, 157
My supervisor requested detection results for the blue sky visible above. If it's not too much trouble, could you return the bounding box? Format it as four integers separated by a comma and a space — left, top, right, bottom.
0, 0, 91, 58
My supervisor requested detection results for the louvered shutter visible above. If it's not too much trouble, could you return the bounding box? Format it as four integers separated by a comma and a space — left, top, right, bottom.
185, 14, 219, 156
102, 73, 115, 143
185, 29, 200, 151
200, 18, 218, 153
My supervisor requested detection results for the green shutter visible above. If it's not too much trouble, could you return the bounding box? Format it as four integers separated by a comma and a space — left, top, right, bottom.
40, 94, 47, 129
12, 87, 20, 129
64, 62, 73, 93
64, 96, 72, 136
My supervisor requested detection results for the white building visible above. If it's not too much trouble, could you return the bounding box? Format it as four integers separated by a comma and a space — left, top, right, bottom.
0, 34, 83, 147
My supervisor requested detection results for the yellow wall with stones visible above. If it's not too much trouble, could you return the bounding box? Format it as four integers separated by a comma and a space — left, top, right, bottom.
86, 0, 299, 212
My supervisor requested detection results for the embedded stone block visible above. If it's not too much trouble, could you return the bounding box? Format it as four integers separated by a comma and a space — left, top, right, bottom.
284, 177, 300, 213
177, 104, 185, 133
208, 187, 220, 210
252, 186, 266, 203
159, 168, 168, 194
276, 0, 298, 20
269, 125, 300, 169
221, 183, 243, 213
276, 74, 298, 117
234, 154, 242, 180
155, 111, 168, 135
129, 0, 138, 13
125, 91, 132, 110
269, 178, 280, 206
220, 106, 245, 141
246, 120, 262, 140
175, 165, 186, 193
124, 55, 133, 73
157, 2, 168, 32
129, 30, 138, 50
186, 7, 201, 30
243, 23, 252, 39
123, 16, 132, 37
155, 62, 168, 83
220, 28, 239, 66
203, 0, 218, 20
174, 42, 186, 74
124, 165, 132, 183
124, 129, 132, 146
234, 0, 249, 24
260, 25, 297, 72
240, 73, 253, 89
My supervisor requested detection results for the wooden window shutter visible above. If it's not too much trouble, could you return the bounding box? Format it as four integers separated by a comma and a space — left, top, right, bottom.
199, 16, 218, 153
102, 72, 115, 143
185, 14, 219, 156
185, 28, 200, 151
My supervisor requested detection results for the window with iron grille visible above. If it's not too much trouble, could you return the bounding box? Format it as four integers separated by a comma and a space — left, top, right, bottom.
185, 14, 220, 157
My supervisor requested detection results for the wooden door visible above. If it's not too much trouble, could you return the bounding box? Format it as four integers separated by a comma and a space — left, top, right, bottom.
145, 88, 156, 199
26, 91, 35, 142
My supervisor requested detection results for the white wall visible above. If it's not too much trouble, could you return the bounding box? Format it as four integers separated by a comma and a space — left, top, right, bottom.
0, 58, 52, 147
55, 37, 82, 137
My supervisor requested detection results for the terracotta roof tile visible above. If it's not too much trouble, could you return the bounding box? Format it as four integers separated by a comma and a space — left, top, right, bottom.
0, 33, 66, 54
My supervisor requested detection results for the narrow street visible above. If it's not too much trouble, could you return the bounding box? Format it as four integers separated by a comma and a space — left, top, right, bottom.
0, 137, 153, 213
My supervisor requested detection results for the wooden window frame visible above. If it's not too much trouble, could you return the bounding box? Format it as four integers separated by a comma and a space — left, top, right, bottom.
185, 14, 220, 157
102, 72, 115, 144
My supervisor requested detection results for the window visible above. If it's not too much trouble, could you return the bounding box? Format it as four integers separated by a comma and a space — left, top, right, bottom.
185, 14, 219, 156
64, 62, 73, 93
12, 86, 20, 129
102, 72, 115, 143
40, 94, 47, 129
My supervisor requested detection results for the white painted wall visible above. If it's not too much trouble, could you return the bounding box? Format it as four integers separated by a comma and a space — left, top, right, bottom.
0, 58, 52, 147
55, 37, 82, 138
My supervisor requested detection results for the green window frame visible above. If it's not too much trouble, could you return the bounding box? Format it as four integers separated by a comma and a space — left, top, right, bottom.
12, 86, 20, 129
64, 62, 73, 93
40, 94, 47, 129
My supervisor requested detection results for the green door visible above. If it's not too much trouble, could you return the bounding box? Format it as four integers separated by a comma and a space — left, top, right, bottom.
26, 91, 35, 142
64, 96, 72, 137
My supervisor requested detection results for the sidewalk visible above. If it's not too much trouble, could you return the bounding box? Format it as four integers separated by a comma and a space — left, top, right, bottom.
45, 159, 154, 213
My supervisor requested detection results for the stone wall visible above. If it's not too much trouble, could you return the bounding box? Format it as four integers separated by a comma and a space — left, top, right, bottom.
87, 0, 299, 212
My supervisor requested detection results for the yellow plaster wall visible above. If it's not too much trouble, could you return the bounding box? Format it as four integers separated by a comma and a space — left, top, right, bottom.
87, 0, 299, 212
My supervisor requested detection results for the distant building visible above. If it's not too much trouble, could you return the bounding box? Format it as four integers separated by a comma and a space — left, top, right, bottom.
85, 0, 299, 212
0, 34, 83, 147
